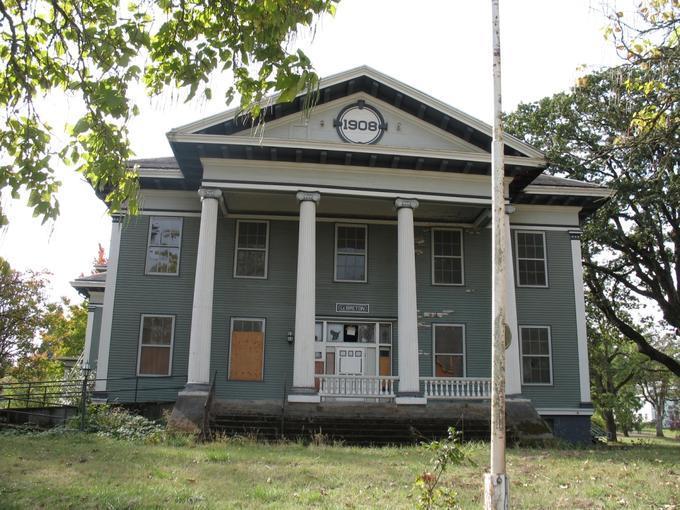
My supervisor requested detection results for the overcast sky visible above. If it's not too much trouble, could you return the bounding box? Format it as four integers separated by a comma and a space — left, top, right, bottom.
0, 0, 627, 304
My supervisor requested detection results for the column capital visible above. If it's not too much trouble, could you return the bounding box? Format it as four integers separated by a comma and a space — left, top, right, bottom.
111, 214, 124, 224
395, 198, 419, 210
569, 230, 583, 241
198, 188, 222, 201
296, 191, 321, 203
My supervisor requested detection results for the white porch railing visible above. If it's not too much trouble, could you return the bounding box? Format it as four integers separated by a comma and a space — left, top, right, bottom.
317, 375, 399, 399
421, 377, 492, 399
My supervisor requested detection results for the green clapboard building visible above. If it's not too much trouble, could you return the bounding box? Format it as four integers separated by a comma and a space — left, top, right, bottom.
71, 67, 611, 444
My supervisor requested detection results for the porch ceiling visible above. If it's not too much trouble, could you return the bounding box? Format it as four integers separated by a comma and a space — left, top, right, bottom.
223, 190, 485, 224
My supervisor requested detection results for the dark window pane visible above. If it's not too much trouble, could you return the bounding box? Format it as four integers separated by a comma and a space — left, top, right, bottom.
336, 254, 365, 281
337, 226, 366, 252
521, 328, 550, 355
434, 257, 462, 284
522, 357, 551, 384
518, 259, 546, 286
435, 325, 464, 354
379, 324, 392, 344
433, 230, 461, 257
358, 324, 375, 343
236, 250, 266, 277
238, 222, 267, 249
435, 355, 464, 377
139, 346, 171, 375
233, 319, 263, 333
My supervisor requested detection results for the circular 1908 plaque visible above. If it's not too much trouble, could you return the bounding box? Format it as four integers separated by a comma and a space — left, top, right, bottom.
334, 101, 387, 144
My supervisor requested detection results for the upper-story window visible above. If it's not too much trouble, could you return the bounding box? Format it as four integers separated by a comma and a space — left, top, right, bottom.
234, 220, 269, 278
335, 224, 367, 282
520, 326, 553, 385
515, 231, 548, 287
432, 228, 464, 285
145, 216, 183, 275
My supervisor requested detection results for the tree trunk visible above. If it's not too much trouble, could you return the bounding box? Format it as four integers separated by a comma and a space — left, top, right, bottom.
655, 405, 665, 437
604, 409, 618, 442
622, 427, 630, 437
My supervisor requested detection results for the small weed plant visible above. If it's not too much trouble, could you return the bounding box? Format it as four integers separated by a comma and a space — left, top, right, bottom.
413, 427, 469, 510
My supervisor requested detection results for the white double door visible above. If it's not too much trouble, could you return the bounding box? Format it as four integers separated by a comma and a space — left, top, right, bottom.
337, 346, 365, 376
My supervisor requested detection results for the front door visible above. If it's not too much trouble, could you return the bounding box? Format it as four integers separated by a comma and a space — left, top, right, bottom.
337, 347, 364, 376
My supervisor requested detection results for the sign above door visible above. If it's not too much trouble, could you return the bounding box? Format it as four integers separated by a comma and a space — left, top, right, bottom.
333, 100, 387, 145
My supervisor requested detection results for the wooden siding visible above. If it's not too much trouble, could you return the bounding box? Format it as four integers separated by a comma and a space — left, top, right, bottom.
105, 217, 582, 409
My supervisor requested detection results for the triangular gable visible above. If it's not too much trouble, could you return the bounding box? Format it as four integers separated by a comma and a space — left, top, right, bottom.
168, 66, 545, 162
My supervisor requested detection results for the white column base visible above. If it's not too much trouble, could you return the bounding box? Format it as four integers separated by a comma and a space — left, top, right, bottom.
288, 394, 321, 404
395, 396, 427, 405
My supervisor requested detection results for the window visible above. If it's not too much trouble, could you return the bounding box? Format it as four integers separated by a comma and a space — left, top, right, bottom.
137, 315, 174, 376
229, 318, 265, 381
433, 324, 465, 377
520, 326, 552, 385
146, 217, 182, 275
515, 231, 548, 287
432, 228, 464, 285
335, 224, 367, 282
234, 221, 269, 278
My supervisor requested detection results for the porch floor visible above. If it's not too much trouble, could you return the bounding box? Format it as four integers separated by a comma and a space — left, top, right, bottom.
209, 398, 551, 445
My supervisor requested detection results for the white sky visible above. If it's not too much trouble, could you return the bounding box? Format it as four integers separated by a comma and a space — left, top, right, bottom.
0, 0, 626, 303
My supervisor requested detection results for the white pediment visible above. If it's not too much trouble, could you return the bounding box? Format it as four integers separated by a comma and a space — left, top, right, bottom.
232, 93, 487, 154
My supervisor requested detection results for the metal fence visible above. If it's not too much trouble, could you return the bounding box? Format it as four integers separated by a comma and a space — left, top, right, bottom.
0, 373, 186, 430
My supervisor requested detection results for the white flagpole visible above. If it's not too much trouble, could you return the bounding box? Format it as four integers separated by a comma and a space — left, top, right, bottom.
484, 0, 509, 508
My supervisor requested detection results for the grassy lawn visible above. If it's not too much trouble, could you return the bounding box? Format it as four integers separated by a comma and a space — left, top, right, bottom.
0, 432, 678, 509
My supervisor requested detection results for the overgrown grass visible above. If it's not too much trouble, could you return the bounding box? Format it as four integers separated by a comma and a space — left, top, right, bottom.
0, 431, 677, 509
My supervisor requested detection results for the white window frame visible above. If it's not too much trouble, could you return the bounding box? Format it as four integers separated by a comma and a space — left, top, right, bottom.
145, 216, 183, 276
233, 220, 270, 279
228, 317, 266, 382
432, 323, 466, 377
431, 228, 465, 286
519, 325, 553, 386
514, 230, 549, 288
136, 314, 175, 377
334, 223, 368, 283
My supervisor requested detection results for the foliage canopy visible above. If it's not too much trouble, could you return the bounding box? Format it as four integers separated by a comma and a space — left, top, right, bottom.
0, 0, 337, 225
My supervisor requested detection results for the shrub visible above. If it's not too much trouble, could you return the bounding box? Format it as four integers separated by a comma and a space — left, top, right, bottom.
70, 405, 166, 442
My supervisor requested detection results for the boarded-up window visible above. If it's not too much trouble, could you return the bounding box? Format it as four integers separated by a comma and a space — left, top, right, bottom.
433, 324, 465, 377
229, 319, 265, 381
138, 315, 174, 376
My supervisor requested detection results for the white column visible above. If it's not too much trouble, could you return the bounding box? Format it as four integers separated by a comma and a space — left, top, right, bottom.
94, 215, 122, 394
186, 188, 222, 386
570, 231, 592, 403
82, 305, 96, 366
504, 210, 522, 395
290, 191, 321, 401
395, 198, 424, 404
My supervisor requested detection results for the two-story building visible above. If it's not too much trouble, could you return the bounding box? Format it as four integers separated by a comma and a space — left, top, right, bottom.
72, 67, 611, 443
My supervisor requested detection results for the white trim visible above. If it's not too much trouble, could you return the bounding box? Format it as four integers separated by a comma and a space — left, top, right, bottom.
431, 323, 466, 378
202, 180, 491, 206
523, 185, 613, 197
508, 224, 578, 232
570, 233, 592, 403
334, 223, 368, 283
144, 216, 183, 276
136, 167, 184, 179
69, 280, 106, 289
169, 65, 545, 160
233, 220, 270, 279
170, 132, 547, 168
430, 228, 465, 286
514, 230, 549, 288
136, 314, 175, 377
139, 210, 202, 218
519, 325, 554, 386
227, 212, 476, 228
536, 408, 594, 416
94, 218, 122, 392
83, 309, 95, 367
228, 317, 266, 382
